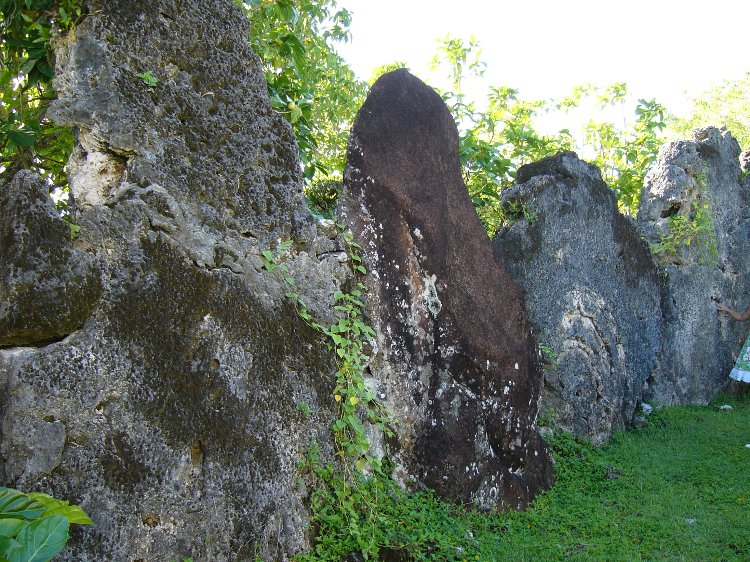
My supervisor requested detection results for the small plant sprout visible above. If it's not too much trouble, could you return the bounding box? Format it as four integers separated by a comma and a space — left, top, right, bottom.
137, 70, 159, 91
296, 401, 313, 417
539, 342, 558, 368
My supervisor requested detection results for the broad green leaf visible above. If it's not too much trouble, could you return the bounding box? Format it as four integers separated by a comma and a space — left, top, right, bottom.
0, 518, 26, 538
6, 129, 36, 147
0, 535, 22, 560
0, 489, 45, 521
12, 515, 69, 562
25, 494, 92, 525
290, 105, 302, 123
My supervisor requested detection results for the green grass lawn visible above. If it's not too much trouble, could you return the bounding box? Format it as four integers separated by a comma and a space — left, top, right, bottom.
470, 393, 750, 561
300, 394, 750, 561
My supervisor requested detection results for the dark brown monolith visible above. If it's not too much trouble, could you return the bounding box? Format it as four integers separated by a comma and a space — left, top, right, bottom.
341, 69, 553, 509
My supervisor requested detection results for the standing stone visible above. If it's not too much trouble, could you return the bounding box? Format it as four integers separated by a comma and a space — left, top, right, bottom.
493, 152, 663, 444
0, 1, 347, 560
341, 69, 553, 509
637, 127, 750, 404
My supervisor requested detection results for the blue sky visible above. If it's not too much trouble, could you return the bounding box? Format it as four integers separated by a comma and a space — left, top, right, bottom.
336, 0, 750, 116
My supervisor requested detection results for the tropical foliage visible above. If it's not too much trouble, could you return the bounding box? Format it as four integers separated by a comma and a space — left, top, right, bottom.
670, 71, 750, 148
0, 0, 81, 207
240, 0, 367, 187
3, 0, 744, 231
0, 486, 91, 562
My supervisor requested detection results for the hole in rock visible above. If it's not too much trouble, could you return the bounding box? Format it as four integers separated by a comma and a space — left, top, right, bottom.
661, 202, 681, 218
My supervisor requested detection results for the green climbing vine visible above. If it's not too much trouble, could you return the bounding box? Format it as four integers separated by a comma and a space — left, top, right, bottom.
260, 227, 392, 462
261, 227, 400, 559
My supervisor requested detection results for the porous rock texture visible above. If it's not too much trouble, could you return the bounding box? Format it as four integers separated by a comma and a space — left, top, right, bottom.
637, 127, 750, 404
0, 1, 348, 560
340, 69, 553, 509
0, 170, 102, 347
493, 152, 663, 444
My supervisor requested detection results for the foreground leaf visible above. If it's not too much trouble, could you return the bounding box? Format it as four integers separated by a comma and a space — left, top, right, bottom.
25, 494, 92, 526
0, 518, 26, 539
0, 489, 45, 521
0, 535, 23, 560
11, 515, 69, 562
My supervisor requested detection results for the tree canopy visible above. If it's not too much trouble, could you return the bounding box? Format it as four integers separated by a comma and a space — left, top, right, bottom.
669, 72, 750, 149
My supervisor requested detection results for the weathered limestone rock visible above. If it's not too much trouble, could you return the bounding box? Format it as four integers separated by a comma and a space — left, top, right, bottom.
637, 127, 750, 404
0, 1, 346, 560
49, 0, 305, 242
493, 152, 663, 444
341, 69, 553, 509
0, 170, 102, 347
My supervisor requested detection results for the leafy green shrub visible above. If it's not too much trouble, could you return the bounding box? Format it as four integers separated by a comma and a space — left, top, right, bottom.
0, 486, 91, 562
650, 173, 718, 266
502, 200, 538, 226
427, 37, 666, 234
669, 71, 750, 148
304, 179, 341, 219
582, 92, 666, 214
428, 37, 573, 236
240, 0, 367, 184
0, 0, 82, 199
651, 208, 718, 265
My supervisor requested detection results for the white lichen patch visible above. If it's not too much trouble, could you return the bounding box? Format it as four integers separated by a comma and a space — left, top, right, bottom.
421, 274, 442, 317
